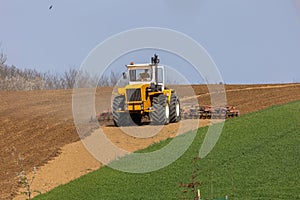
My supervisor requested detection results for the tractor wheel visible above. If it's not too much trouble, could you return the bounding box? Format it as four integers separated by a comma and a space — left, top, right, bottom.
150, 94, 170, 125
169, 94, 181, 123
130, 113, 142, 126
112, 95, 127, 127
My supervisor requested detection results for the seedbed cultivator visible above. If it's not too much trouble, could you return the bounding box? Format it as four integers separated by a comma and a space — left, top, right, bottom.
181, 104, 240, 119
96, 110, 113, 122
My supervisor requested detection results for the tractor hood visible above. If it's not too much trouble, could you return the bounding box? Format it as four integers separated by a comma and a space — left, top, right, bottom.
125, 83, 150, 89
117, 83, 150, 96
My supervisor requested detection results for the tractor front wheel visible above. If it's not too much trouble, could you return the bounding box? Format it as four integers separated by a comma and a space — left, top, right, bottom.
112, 95, 128, 127
150, 94, 170, 125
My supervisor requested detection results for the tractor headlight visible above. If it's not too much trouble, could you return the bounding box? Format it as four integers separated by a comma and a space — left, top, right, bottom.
141, 103, 144, 110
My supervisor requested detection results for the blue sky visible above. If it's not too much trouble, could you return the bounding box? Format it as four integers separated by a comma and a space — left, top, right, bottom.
1, 0, 300, 83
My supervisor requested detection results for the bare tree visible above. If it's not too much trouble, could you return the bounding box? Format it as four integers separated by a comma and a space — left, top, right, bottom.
0, 44, 7, 65
98, 75, 110, 86
109, 71, 121, 86
76, 70, 98, 88
63, 68, 78, 89
0, 52, 6, 65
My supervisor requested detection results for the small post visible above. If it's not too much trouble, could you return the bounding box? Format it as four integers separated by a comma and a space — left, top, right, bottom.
198, 189, 201, 200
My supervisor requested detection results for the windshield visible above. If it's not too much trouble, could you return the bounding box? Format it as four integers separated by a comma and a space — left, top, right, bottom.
129, 68, 152, 82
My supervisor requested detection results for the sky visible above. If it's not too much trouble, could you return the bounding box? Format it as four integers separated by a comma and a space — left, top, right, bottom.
1, 0, 300, 83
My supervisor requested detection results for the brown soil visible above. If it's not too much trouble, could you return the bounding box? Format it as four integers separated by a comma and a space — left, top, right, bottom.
1, 84, 300, 200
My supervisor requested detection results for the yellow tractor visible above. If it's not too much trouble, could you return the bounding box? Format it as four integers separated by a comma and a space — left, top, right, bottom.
112, 54, 181, 126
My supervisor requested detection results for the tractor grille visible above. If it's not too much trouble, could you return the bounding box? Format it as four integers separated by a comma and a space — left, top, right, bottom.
126, 89, 141, 101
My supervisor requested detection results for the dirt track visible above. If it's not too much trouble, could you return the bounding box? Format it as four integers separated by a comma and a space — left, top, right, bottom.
1, 84, 300, 199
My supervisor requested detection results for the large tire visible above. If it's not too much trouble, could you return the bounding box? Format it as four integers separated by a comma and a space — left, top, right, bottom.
169, 94, 181, 123
150, 94, 170, 125
112, 96, 127, 127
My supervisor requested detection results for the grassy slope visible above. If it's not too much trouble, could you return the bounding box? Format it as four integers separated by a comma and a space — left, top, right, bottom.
35, 101, 300, 200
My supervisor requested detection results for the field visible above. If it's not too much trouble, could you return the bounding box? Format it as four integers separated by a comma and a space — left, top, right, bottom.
34, 100, 300, 199
0, 83, 300, 199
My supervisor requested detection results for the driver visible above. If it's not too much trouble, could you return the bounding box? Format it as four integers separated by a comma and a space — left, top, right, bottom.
139, 69, 151, 81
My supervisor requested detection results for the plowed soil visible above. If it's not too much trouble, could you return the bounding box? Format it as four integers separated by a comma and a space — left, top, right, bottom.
1, 84, 300, 200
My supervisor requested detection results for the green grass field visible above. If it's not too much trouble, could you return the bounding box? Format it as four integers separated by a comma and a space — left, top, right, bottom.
34, 101, 300, 200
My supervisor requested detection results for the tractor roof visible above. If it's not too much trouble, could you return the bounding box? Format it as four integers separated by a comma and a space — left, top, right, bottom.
126, 63, 153, 69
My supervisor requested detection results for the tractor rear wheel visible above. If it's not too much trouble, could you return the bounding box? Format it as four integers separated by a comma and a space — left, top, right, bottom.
112, 95, 127, 127
169, 94, 181, 123
150, 94, 170, 125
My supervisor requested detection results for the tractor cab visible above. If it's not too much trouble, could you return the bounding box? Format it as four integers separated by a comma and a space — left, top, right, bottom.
126, 55, 165, 91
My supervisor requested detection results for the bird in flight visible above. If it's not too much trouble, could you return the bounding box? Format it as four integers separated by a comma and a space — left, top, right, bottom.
49, 5, 53, 10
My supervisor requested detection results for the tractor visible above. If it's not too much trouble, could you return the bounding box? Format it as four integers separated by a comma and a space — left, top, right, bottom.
112, 54, 181, 126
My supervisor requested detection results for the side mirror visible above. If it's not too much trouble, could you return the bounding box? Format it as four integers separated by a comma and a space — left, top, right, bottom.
122, 72, 127, 79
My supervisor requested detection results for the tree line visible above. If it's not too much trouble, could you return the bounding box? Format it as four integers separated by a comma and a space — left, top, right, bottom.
0, 50, 120, 91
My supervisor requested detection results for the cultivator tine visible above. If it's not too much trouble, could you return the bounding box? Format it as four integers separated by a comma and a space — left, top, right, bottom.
96, 109, 114, 124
